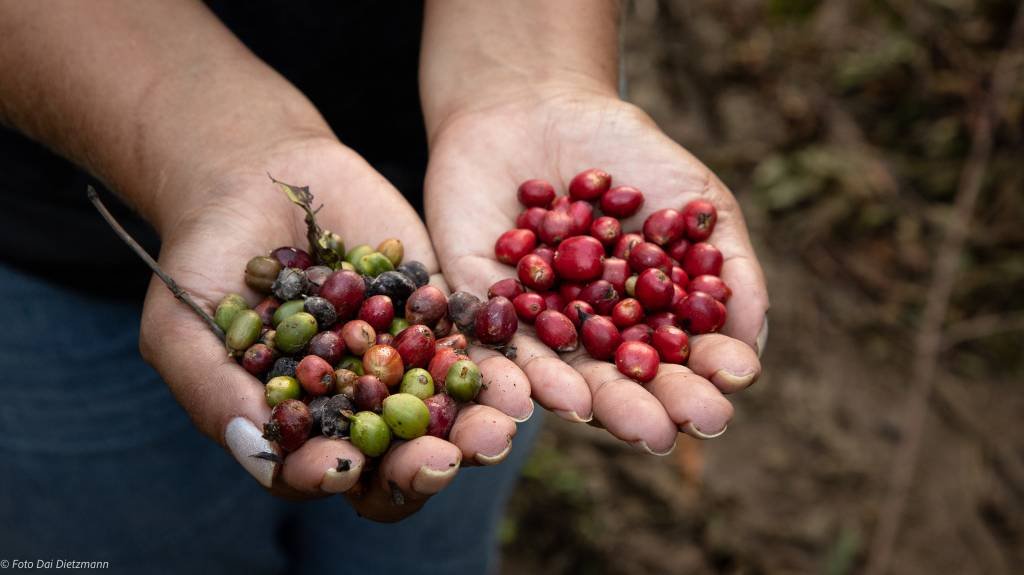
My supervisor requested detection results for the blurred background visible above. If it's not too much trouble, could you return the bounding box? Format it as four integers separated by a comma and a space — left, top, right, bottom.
500, 1, 1024, 573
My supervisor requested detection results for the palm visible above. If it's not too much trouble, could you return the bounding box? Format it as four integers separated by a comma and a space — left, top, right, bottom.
140, 142, 515, 521
427, 95, 766, 452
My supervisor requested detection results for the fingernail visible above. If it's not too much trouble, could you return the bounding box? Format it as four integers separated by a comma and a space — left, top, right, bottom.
412, 462, 460, 494
630, 439, 676, 456
476, 441, 513, 465
683, 422, 728, 440
713, 368, 757, 392
756, 316, 769, 358
555, 409, 593, 423
511, 401, 536, 423
321, 458, 363, 494
225, 417, 278, 488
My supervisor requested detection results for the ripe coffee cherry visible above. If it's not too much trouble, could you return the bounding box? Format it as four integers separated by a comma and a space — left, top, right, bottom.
358, 295, 395, 332
614, 341, 660, 383
580, 313, 622, 361
303, 265, 332, 295
394, 324, 436, 369
376, 332, 395, 346
516, 207, 548, 233
578, 280, 620, 315
621, 324, 653, 344
406, 285, 448, 327
363, 344, 405, 387
253, 296, 280, 327
682, 242, 724, 277
434, 316, 453, 338
535, 310, 579, 352
651, 325, 690, 364
600, 186, 645, 218
671, 284, 686, 307
554, 236, 605, 282
429, 348, 465, 392
494, 229, 537, 265
307, 331, 345, 366
646, 311, 678, 330
263, 399, 312, 453
688, 275, 732, 303
474, 296, 519, 345
634, 268, 674, 311
612, 298, 645, 328
532, 245, 555, 266
628, 242, 671, 273
518, 179, 556, 208
243, 343, 275, 376
424, 394, 458, 440
559, 282, 583, 302
296, 355, 336, 396
435, 333, 468, 351
675, 292, 727, 334
590, 216, 622, 248
517, 253, 556, 291
567, 201, 595, 236
488, 278, 525, 301
669, 266, 689, 289
665, 237, 690, 262
601, 258, 629, 295
612, 233, 645, 260
563, 300, 596, 328
682, 199, 718, 241
643, 209, 685, 246
569, 168, 612, 201
539, 210, 574, 245
540, 291, 566, 314
271, 246, 313, 270
319, 270, 366, 320
551, 196, 571, 212
341, 320, 376, 356
354, 374, 390, 413
513, 292, 547, 323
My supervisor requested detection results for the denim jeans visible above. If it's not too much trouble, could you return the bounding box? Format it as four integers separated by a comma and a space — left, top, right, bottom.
0, 263, 538, 574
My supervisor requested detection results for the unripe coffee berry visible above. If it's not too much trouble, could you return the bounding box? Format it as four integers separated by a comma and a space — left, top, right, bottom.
349, 411, 392, 457
445, 359, 483, 402
215, 293, 249, 333
275, 312, 318, 354
400, 368, 435, 400
272, 299, 305, 327
382, 393, 431, 439
226, 310, 263, 355
265, 376, 301, 407
377, 238, 404, 267
245, 257, 282, 294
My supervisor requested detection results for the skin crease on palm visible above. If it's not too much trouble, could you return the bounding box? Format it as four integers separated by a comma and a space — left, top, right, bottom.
426, 92, 768, 456
137, 141, 520, 521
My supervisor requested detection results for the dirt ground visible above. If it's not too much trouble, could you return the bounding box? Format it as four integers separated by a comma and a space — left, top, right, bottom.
501, 1, 1024, 573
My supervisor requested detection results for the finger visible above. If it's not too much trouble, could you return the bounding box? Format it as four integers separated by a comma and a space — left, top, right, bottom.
468, 346, 535, 421
281, 437, 366, 494
687, 333, 761, 394
345, 436, 462, 523
449, 404, 518, 465
511, 331, 593, 423
140, 281, 280, 489
567, 354, 678, 455
645, 364, 733, 439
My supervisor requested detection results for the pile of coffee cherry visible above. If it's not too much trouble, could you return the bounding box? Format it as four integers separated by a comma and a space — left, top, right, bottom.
489, 169, 731, 382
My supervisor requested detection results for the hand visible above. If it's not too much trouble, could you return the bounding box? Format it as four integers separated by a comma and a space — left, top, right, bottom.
137, 138, 519, 521
426, 90, 768, 454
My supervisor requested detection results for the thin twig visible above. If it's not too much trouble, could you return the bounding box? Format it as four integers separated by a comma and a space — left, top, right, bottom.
940, 311, 1024, 350
86, 186, 225, 341
864, 6, 1024, 574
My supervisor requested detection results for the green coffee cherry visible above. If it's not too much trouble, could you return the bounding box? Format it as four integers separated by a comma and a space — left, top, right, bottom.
382, 393, 430, 440
349, 411, 392, 457
340, 261, 356, 272
389, 317, 410, 336
376, 238, 404, 267
266, 376, 301, 407
345, 244, 374, 265
226, 310, 262, 355
275, 312, 318, 354
272, 299, 306, 327
337, 355, 365, 376
215, 294, 249, 333
445, 359, 482, 402
323, 231, 346, 260
625, 275, 638, 297
399, 368, 434, 400
355, 252, 394, 277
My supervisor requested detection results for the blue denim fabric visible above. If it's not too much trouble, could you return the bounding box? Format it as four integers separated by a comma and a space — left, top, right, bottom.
0, 263, 538, 574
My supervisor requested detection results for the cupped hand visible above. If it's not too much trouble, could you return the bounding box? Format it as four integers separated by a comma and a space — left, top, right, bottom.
426, 91, 768, 454
136, 138, 518, 521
